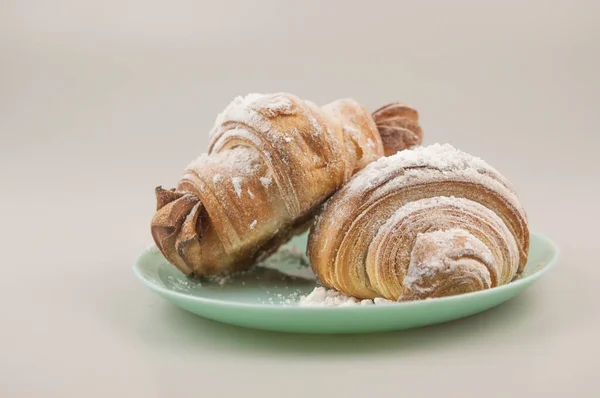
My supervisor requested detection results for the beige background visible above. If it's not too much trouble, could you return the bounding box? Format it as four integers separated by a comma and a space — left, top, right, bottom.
1, 1, 599, 396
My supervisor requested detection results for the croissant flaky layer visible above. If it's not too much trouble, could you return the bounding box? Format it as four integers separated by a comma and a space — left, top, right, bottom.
151, 93, 423, 276
307, 143, 529, 301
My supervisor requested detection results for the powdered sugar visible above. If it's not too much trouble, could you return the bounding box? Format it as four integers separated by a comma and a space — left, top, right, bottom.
298, 287, 396, 307
307, 114, 322, 136
231, 177, 243, 198
380, 196, 493, 234
344, 143, 509, 193
212, 93, 265, 134
327, 144, 525, 233
403, 229, 494, 293
377, 196, 518, 270
388, 143, 492, 171
216, 128, 265, 152
259, 176, 272, 187
186, 146, 261, 180
257, 94, 297, 117
227, 146, 262, 173
211, 93, 298, 138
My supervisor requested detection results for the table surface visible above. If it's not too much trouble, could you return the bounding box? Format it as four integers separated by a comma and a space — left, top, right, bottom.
1, 1, 599, 397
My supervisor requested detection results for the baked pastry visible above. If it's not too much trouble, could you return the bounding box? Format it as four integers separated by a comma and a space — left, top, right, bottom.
307, 143, 529, 301
151, 93, 422, 276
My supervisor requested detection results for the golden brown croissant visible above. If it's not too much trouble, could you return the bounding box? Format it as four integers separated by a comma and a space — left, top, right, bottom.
307, 143, 529, 301
151, 93, 422, 276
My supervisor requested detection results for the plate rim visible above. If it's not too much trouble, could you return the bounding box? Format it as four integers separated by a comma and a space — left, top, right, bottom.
133, 231, 559, 311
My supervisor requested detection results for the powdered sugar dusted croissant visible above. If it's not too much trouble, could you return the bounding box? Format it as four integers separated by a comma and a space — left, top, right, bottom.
307, 144, 529, 301
151, 93, 422, 276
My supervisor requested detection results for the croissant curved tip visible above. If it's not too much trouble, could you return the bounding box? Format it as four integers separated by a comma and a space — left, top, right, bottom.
373, 102, 423, 156
373, 102, 419, 120
151, 187, 204, 275
155, 186, 186, 210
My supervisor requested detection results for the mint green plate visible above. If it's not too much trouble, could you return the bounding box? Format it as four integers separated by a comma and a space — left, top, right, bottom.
133, 232, 558, 334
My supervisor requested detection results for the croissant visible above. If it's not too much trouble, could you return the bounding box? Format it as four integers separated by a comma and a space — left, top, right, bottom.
307, 143, 529, 301
151, 93, 423, 276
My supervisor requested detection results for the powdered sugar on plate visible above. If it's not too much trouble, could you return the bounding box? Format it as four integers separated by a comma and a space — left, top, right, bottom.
298, 287, 396, 307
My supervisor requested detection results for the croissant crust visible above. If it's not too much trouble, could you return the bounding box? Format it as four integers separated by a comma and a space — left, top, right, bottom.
151, 93, 423, 276
307, 143, 529, 301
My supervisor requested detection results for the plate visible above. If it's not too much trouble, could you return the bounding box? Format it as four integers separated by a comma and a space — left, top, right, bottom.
133, 232, 559, 334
